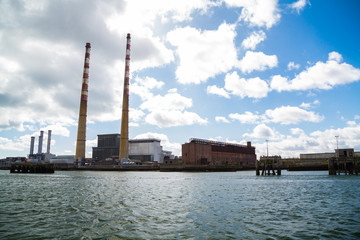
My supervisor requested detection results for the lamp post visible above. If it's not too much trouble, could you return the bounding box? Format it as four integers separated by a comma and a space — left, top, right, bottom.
335, 135, 339, 158
266, 139, 269, 158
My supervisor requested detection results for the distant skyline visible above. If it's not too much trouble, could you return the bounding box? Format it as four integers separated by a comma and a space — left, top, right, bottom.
1, 0, 360, 159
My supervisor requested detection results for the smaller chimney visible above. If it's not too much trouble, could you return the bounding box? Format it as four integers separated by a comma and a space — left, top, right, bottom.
47, 130, 52, 154
38, 131, 44, 154
30, 136, 35, 155
247, 141, 251, 148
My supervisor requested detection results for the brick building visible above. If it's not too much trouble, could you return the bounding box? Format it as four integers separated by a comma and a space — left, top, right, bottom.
182, 138, 256, 168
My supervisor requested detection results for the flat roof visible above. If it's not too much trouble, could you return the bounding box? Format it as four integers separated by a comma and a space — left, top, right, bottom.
129, 138, 161, 143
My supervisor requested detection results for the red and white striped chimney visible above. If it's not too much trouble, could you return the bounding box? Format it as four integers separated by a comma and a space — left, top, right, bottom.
81, 43, 91, 101
75, 43, 91, 164
119, 33, 131, 160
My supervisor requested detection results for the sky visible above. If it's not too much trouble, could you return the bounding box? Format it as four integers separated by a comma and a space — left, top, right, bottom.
1, 0, 360, 159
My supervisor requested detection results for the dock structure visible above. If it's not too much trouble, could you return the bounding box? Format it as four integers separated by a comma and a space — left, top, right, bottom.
328, 157, 360, 175
328, 148, 360, 175
256, 156, 282, 176
10, 163, 54, 174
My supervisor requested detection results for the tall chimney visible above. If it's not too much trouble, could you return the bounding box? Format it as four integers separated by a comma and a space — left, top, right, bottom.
119, 33, 131, 161
38, 131, 44, 154
47, 130, 52, 154
75, 43, 91, 164
30, 136, 35, 155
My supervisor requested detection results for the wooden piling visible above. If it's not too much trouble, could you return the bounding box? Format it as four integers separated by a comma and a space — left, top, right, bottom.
328, 157, 359, 175
256, 156, 282, 176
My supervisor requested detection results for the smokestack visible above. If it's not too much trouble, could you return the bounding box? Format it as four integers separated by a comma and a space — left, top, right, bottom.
30, 136, 35, 155
119, 33, 131, 161
75, 43, 91, 164
47, 130, 52, 154
38, 131, 44, 154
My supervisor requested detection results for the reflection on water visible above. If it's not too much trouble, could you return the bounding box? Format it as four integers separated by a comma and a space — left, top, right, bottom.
0, 170, 359, 239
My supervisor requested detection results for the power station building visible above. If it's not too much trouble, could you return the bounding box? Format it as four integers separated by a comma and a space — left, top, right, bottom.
28, 130, 55, 163
182, 138, 256, 168
92, 134, 172, 163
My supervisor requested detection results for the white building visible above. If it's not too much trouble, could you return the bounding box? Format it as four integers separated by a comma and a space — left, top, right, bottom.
129, 139, 165, 163
50, 155, 75, 164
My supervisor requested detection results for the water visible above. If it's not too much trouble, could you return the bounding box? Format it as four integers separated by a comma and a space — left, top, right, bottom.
0, 170, 359, 240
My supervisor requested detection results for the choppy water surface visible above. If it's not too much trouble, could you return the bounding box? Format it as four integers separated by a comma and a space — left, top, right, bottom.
1, 170, 359, 239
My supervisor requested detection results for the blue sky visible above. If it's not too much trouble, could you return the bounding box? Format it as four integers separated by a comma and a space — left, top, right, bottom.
1, 0, 360, 159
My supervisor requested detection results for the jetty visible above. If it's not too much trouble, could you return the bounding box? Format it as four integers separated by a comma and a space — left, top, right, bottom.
328, 157, 360, 175
328, 148, 360, 175
256, 156, 282, 176
10, 163, 55, 174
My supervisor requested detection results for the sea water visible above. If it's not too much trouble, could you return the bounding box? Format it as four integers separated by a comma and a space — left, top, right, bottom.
0, 170, 359, 239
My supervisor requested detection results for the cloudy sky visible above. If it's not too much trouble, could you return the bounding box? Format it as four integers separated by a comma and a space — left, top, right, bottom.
1, 0, 360, 159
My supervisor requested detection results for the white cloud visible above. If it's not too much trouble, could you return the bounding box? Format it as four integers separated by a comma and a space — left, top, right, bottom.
207, 85, 230, 98
131, 76, 164, 100
167, 23, 238, 84
328, 51, 343, 62
309, 124, 360, 153
224, 71, 270, 98
289, 0, 308, 14
87, 137, 98, 148
106, 0, 217, 28
290, 128, 305, 135
230, 105, 324, 126
0, 56, 21, 73
224, 0, 281, 28
1, 0, 216, 131
241, 30, 266, 50
140, 90, 192, 112
0, 136, 28, 151
104, 0, 220, 72
41, 124, 71, 137
347, 121, 356, 127
140, 89, 207, 127
238, 51, 278, 73
287, 61, 300, 70
299, 102, 311, 109
253, 123, 360, 158
243, 123, 276, 139
265, 106, 324, 125
270, 75, 289, 92
271, 52, 360, 92
229, 112, 260, 124
130, 108, 145, 122
145, 110, 207, 128
300, 100, 320, 109
215, 116, 230, 123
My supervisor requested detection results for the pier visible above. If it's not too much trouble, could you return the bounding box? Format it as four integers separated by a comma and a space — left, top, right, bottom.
328, 148, 360, 175
328, 157, 360, 175
10, 163, 55, 174
256, 156, 282, 176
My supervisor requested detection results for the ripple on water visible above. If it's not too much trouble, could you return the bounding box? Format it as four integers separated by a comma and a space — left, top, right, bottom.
0, 171, 360, 239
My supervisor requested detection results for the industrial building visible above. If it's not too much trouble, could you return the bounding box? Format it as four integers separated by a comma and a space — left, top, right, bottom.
92, 134, 120, 161
182, 138, 256, 168
129, 139, 166, 162
299, 149, 360, 160
28, 130, 55, 163
92, 133, 172, 163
